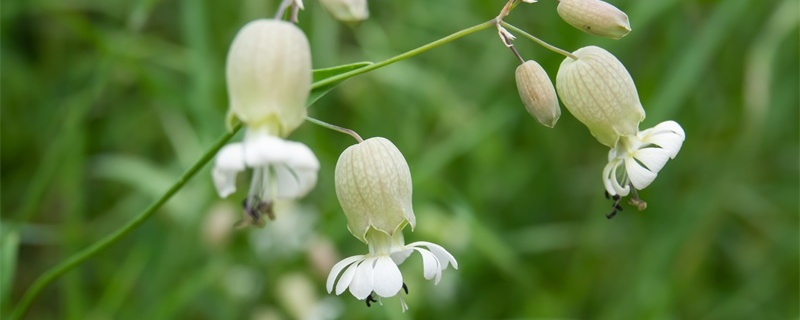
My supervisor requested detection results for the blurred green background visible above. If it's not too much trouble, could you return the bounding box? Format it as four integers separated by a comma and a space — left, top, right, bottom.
2, 0, 798, 319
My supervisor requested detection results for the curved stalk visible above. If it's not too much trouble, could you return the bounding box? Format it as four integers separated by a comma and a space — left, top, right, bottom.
311, 20, 496, 89
8, 124, 242, 320
501, 21, 578, 60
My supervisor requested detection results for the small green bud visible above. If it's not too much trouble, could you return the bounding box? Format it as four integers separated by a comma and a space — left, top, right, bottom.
515, 60, 561, 128
557, 0, 631, 39
334, 137, 416, 243
556, 46, 645, 147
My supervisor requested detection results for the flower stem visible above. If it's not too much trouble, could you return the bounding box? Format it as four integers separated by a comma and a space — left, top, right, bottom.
305, 116, 363, 143
500, 22, 578, 60
8, 124, 242, 320
311, 19, 496, 90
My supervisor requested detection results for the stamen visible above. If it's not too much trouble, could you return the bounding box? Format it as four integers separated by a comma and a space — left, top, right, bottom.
629, 186, 648, 211
366, 294, 377, 307
242, 196, 273, 226
606, 193, 623, 219
402, 282, 409, 295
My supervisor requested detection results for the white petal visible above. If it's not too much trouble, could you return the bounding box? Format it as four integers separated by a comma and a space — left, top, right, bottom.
608, 159, 630, 196
390, 248, 413, 265
212, 143, 247, 197
326, 255, 364, 293
240, 135, 319, 199
412, 248, 441, 283
242, 135, 292, 167
349, 257, 376, 300
632, 147, 672, 174
639, 121, 685, 158
602, 159, 618, 196
284, 141, 320, 170
625, 156, 658, 190
371, 257, 403, 298
336, 261, 361, 295
406, 241, 458, 270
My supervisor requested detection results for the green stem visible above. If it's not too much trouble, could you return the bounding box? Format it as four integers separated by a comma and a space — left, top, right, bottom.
311, 19, 496, 89
501, 21, 578, 60
8, 124, 241, 320
10, 19, 497, 320
305, 117, 363, 143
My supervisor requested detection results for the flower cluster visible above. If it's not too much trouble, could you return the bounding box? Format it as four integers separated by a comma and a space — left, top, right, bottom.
209, 0, 686, 315
213, 12, 457, 312
502, 0, 684, 218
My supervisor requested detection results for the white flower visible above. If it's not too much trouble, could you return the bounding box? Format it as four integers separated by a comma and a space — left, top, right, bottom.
330, 137, 457, 310
603, 120, 685, 197
213, 128, 319, 227
214, 19, 318, 227
326, 230, 457, 311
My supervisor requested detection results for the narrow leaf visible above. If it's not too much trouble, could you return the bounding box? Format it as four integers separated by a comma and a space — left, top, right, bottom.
308, 61, 373, 106
0, 229, 20, 307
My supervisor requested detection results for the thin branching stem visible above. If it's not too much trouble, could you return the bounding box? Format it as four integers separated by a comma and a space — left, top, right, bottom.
306, 117, 363, 143
311, 20, 496, 89
501, 22, 578, 60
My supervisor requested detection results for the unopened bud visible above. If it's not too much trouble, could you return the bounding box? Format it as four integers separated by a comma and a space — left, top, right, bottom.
556, 46, 645, 147
334, 137, 416, 243
320, 0, 369, 23
515, 60, 561, 128
226, 19, 311, 137
557, 0, 631, 39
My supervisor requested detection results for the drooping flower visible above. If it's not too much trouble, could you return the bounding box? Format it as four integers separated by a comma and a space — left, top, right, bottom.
212, 19, 318, 227
556, 46, 685, 215
327, 137, 458, 311
603, 121, 685, 198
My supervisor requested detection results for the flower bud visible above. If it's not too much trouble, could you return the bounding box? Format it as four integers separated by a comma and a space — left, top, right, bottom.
556, 46, 645, 147
334, 137, 416, 243
226, 19, 311, 137
557, 0, 631, 39
320, 0, 369, 23
515, 60, 561, 128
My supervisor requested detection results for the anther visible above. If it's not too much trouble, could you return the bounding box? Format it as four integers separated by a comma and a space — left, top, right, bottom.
365, 294, 377, 307
605, 192, 623, 219
402, 282, 409, 295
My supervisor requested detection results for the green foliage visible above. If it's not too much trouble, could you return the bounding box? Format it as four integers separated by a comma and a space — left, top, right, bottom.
310, 61, 374, 107
2, 0, 798, 319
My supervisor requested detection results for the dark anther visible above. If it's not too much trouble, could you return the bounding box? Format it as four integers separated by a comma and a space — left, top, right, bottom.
604, 190, 610, 199
402, 282, 409, 295
606, 193, 624, 220
243, 196, 275, 222
365, 294, 377, 307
